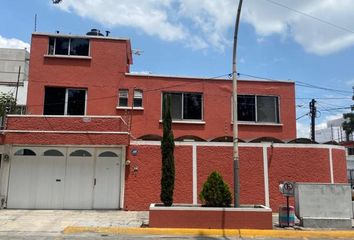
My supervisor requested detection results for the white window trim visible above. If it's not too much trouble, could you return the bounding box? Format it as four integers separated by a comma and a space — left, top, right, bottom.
133, 89, 143, 108
158, 119, 205, 125
116, 106, 144, 111
118, 89, 129, 107
161, 92, 204, 121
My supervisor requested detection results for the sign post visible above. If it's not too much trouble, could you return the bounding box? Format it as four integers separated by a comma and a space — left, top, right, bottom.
279, 181, 295, 227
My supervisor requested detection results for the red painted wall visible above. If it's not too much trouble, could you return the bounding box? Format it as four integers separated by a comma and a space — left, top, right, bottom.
124, 143, 346, 211
124, 145, 193, 210
25, 33, 296, 142
122, 75, 296, 141
27, 34, 131, 116
4, 116, 129, 145
332, 148, 347, 183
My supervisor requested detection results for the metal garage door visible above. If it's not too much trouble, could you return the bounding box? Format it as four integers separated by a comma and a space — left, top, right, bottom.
7, 147, 123, 209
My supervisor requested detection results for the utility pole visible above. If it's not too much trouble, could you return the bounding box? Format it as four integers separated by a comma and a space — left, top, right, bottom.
232, 0, 243, 208
309, 99, 316, 142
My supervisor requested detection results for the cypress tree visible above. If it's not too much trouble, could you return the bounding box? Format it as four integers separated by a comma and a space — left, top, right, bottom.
160, 94, 175, 206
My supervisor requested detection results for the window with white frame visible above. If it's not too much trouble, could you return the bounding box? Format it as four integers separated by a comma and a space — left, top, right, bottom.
235, 95, 279, 123
48, 37, 90, 56
118, 89, 129, 107
133, 90, 143, 107
44, 87, 87, 115
163, 92, 203, 120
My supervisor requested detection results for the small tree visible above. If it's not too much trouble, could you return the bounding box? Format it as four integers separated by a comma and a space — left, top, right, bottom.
342, 113, 354, 141
0, 92, 21, 128
200, 171, 232, 207
160, 94, 175, 206
0, 92, 18, 116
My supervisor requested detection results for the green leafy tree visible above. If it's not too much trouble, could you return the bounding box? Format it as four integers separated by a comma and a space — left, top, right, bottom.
200, 171, 232, 207
342, 113, 354, 141
0, 92, 20, 115
160, 94, 175, 206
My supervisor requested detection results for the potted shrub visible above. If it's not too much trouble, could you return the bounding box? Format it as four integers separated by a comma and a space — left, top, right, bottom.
200, 171, 232, 207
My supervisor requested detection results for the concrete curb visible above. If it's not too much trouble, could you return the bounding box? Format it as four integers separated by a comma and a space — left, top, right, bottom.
63, 226, 354, 238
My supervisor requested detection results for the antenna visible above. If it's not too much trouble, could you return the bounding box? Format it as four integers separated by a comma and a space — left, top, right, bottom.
132, 49, 144, 56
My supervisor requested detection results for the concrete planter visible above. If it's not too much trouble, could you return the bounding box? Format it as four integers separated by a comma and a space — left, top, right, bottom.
149, 203, 273, 229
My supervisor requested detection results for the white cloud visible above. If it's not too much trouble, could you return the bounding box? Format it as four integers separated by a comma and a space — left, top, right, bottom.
0, 35, 30, 50
296, 121, 310, 138
243, 0, 354, 55
55, 0, 354, 55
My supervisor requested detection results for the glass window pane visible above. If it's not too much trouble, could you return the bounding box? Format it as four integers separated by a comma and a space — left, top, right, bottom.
69, 150, 92, 157
67, 89, 86, 115
55, 38, 69, 55
43, 149, 64, 156
134, 90, 143, 98
70, 38, 89, 56
119, 90, 128, 98
44, 87, 66, 115
257, 96, 279, 123
133, 90, 143, 107
14, 149, 36, 156
48, 37, 55, 55
183, 93, 202, 120
99, 151, 118, 157
119, 89, 128, 107
133, 98, 142, 107
168, 93, 182, 120
238, 95, 255, 121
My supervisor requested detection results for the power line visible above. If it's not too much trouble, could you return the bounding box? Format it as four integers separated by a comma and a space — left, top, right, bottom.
263, 0, 354, 35
238, 72, 352, 95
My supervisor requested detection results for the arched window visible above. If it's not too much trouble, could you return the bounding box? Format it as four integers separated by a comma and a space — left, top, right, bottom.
69, 150, 92, 157
98, 151, 118, 157
43, 149, 64, 156
14, 149, 36, 156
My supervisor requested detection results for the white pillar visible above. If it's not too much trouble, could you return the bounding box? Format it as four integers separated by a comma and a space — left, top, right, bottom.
329, 148, 334, 183
262, 143, 270, 207
192, 144, 197, 205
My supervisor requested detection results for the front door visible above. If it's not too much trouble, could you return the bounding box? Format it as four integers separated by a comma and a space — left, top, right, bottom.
93, 149, 122, 209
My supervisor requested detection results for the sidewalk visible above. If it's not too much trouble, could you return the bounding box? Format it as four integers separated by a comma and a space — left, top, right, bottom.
0, 210, 353, 239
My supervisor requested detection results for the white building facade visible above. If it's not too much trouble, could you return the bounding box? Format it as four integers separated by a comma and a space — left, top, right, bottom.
0, 48, 29, 108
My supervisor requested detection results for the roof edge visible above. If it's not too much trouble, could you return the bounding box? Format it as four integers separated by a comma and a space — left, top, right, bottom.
32, 32, 130, 42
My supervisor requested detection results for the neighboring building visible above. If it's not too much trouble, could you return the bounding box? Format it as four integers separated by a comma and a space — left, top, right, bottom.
0, 48, 29, 111
0, 31, 347, 210
315, 117, 346, 143
315, 117, 354, 187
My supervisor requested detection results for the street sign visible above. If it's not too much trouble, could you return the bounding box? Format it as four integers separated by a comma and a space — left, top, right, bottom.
279, 181, 295, 197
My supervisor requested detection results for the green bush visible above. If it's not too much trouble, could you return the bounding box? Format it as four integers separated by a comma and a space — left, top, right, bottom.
199, 171, 232, 207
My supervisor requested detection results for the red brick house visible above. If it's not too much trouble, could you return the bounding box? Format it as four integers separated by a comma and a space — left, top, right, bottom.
0, 31, 347, 210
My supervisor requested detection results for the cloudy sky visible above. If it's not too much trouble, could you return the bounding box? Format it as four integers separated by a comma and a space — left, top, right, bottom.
1, 0, 353, 140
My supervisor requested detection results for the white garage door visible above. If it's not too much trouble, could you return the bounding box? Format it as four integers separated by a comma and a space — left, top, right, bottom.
7, 147, 123, 209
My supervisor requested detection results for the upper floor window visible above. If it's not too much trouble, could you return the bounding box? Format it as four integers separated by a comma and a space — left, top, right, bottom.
48, 37, 90, 56
118, 89, 128, 107
348, 147, 354, 156
133, 90, 143, 107
163, 92, 203, 120
44, 87, 87, 115
237, 95, 279, 123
